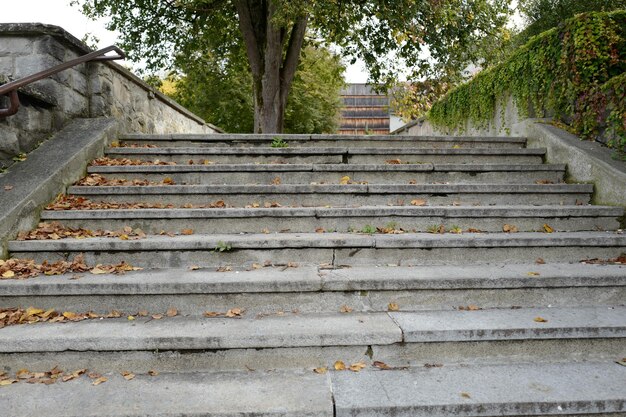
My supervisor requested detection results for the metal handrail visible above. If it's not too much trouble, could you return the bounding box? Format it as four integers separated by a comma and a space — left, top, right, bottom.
0, 45, 125, 118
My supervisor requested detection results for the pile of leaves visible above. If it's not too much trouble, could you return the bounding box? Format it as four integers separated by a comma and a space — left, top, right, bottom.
110, 142, 157, 148
0, 254, 141, 280
17, 222, 147, 241
90, 157, 176, 166
46, 195, 231, 211
75, 174, 176, 187
580, 254, 626, 265
1, 367, 159, 387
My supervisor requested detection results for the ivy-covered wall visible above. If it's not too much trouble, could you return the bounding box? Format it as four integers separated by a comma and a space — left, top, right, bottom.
429, 11, 626, 149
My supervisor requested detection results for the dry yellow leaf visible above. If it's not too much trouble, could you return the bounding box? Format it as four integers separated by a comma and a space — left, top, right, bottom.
90, 266, 108, 275
25, 307, 44, 316
534, 316, 548, 323
119, 234, 129, 240
461, 392, 471, 399
166, 308, 178, 317
410, 199, 426, 206
339, 305, 353, 313
503, 224, 518, 233
121, 371, 135, 381
62, 311, 78, 320
543, 224, 554, 233
0, 379, 17, 386
527, 271, 540, 276
127, 315, 135, 321
334, 361, 346, 371
226, 308, 243, 317
189, 265, 200, 271
2, 271, 15, 278
349, 362, 367, 372
388, 302, 400, 311
92, 376, 107, 386
313, 367, 327, 374
339, 176, 351, 185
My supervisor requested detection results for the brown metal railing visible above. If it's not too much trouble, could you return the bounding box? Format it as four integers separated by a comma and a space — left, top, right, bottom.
0, 45, 125, 118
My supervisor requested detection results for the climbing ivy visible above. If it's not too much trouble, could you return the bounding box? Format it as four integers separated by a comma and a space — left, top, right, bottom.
429, 11, 626, 148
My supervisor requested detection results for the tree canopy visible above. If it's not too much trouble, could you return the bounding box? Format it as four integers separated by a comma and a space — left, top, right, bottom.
74, 0, 513, 132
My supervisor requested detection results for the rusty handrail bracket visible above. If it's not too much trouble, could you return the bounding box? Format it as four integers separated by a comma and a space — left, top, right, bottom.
0, 45, 126, 118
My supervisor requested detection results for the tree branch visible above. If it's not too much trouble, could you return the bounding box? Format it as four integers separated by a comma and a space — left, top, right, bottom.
280, 14, 308, 102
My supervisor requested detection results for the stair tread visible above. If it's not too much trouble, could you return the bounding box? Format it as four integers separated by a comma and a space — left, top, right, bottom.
88, 163, 566, 172
10, 231, 626, 252
41, 205, 624, 219
67, 183, 593, 194
106, 147, 544, 155
2, 263, 624, 296
1, 307, 624, 352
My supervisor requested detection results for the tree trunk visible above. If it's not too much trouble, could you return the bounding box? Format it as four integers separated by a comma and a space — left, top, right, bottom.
234, 0, 308, 133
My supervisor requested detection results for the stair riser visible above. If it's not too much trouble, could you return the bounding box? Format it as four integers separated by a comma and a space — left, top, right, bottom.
2, 287, 624, 316
11, 246, 626, 268
104, 153, 544, 165
42, 216, 619, 234
0, 338, 621, 374
62, 192, 591, 206
119, 139, 526, 149
89, 170, 565, 185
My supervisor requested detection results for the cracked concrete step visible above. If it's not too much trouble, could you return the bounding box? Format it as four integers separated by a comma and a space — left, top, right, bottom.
0, 307, 624, 353
40, 205, 623, 233
9, 232, 626, 267
119, 133, 528, 148
331, 362, 626, 416
3, 362, 624, 417
1, 264, 624, 315
88, 163, 566, 185
65, 183, 593, 206
0, 369, 333, 417
105, 146, 546, 164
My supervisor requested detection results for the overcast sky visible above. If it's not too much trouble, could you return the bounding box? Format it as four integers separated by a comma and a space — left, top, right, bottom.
2, 0, 369, 82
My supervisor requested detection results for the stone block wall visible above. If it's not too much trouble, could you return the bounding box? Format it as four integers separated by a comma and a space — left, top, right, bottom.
0, 23, 220, 170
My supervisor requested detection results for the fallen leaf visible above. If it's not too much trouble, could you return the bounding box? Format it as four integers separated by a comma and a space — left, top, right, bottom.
204, 311, 221, 317
162, 177, 175, 185
148, 370, 159, 376
121, 371, 135, 381
151, 314, 163, 320
271, 177, 281, 185
0, 379, 18, 386
2, 271, 15, 278
339, 305, 353, 313
92, 376, 107, 386
461, 392, 471, 399
189, 265, 200, 271
543, 224, 554, 233
217, 266, 233, 272
313, 367, 327, 374
166, 308, 178, 317
181, 229, 194, 235
349, 361, 367, 372
339, 176, 351, 185
373, 361, 391, 370
503, 224, 518, 233
334, 361, 346, 371
410, 199, 426, 206
386, 159, 402, 164
388, 303, 400, 311
534, 316, 548, 323
225, 308, 243, 317
535, 258, 546, 264
616, 358, 626, 367
90, 266, 108, 275
315, 227, 325, 233
527, 271, 540, 276
127, 315, 135, 321
4, 185, 13, 191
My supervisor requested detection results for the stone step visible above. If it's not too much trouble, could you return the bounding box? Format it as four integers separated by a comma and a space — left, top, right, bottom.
1, 307, 624, 353
105, 147, 545, 164
118, 133, 527, 149
40, 205, 623, 233
9, 232, 626, 267
1, 264, 624, 315
2, 362, 624, 417
88, 163, 566, 185
65, 183, 593, 206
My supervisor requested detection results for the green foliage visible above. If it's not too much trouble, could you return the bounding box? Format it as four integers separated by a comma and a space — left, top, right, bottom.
429, 11, 626, 148
73, 0, 512, 91
360, 225, 376, 234
270, 137, 289, 148
171, 44, 344, 134
213, 241, 232, 253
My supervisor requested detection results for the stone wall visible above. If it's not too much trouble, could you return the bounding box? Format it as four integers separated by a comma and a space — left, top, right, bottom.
0, 23, 220, 170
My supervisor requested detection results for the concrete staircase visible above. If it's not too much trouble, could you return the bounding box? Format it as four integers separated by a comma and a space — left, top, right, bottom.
1, 133, 625, 416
